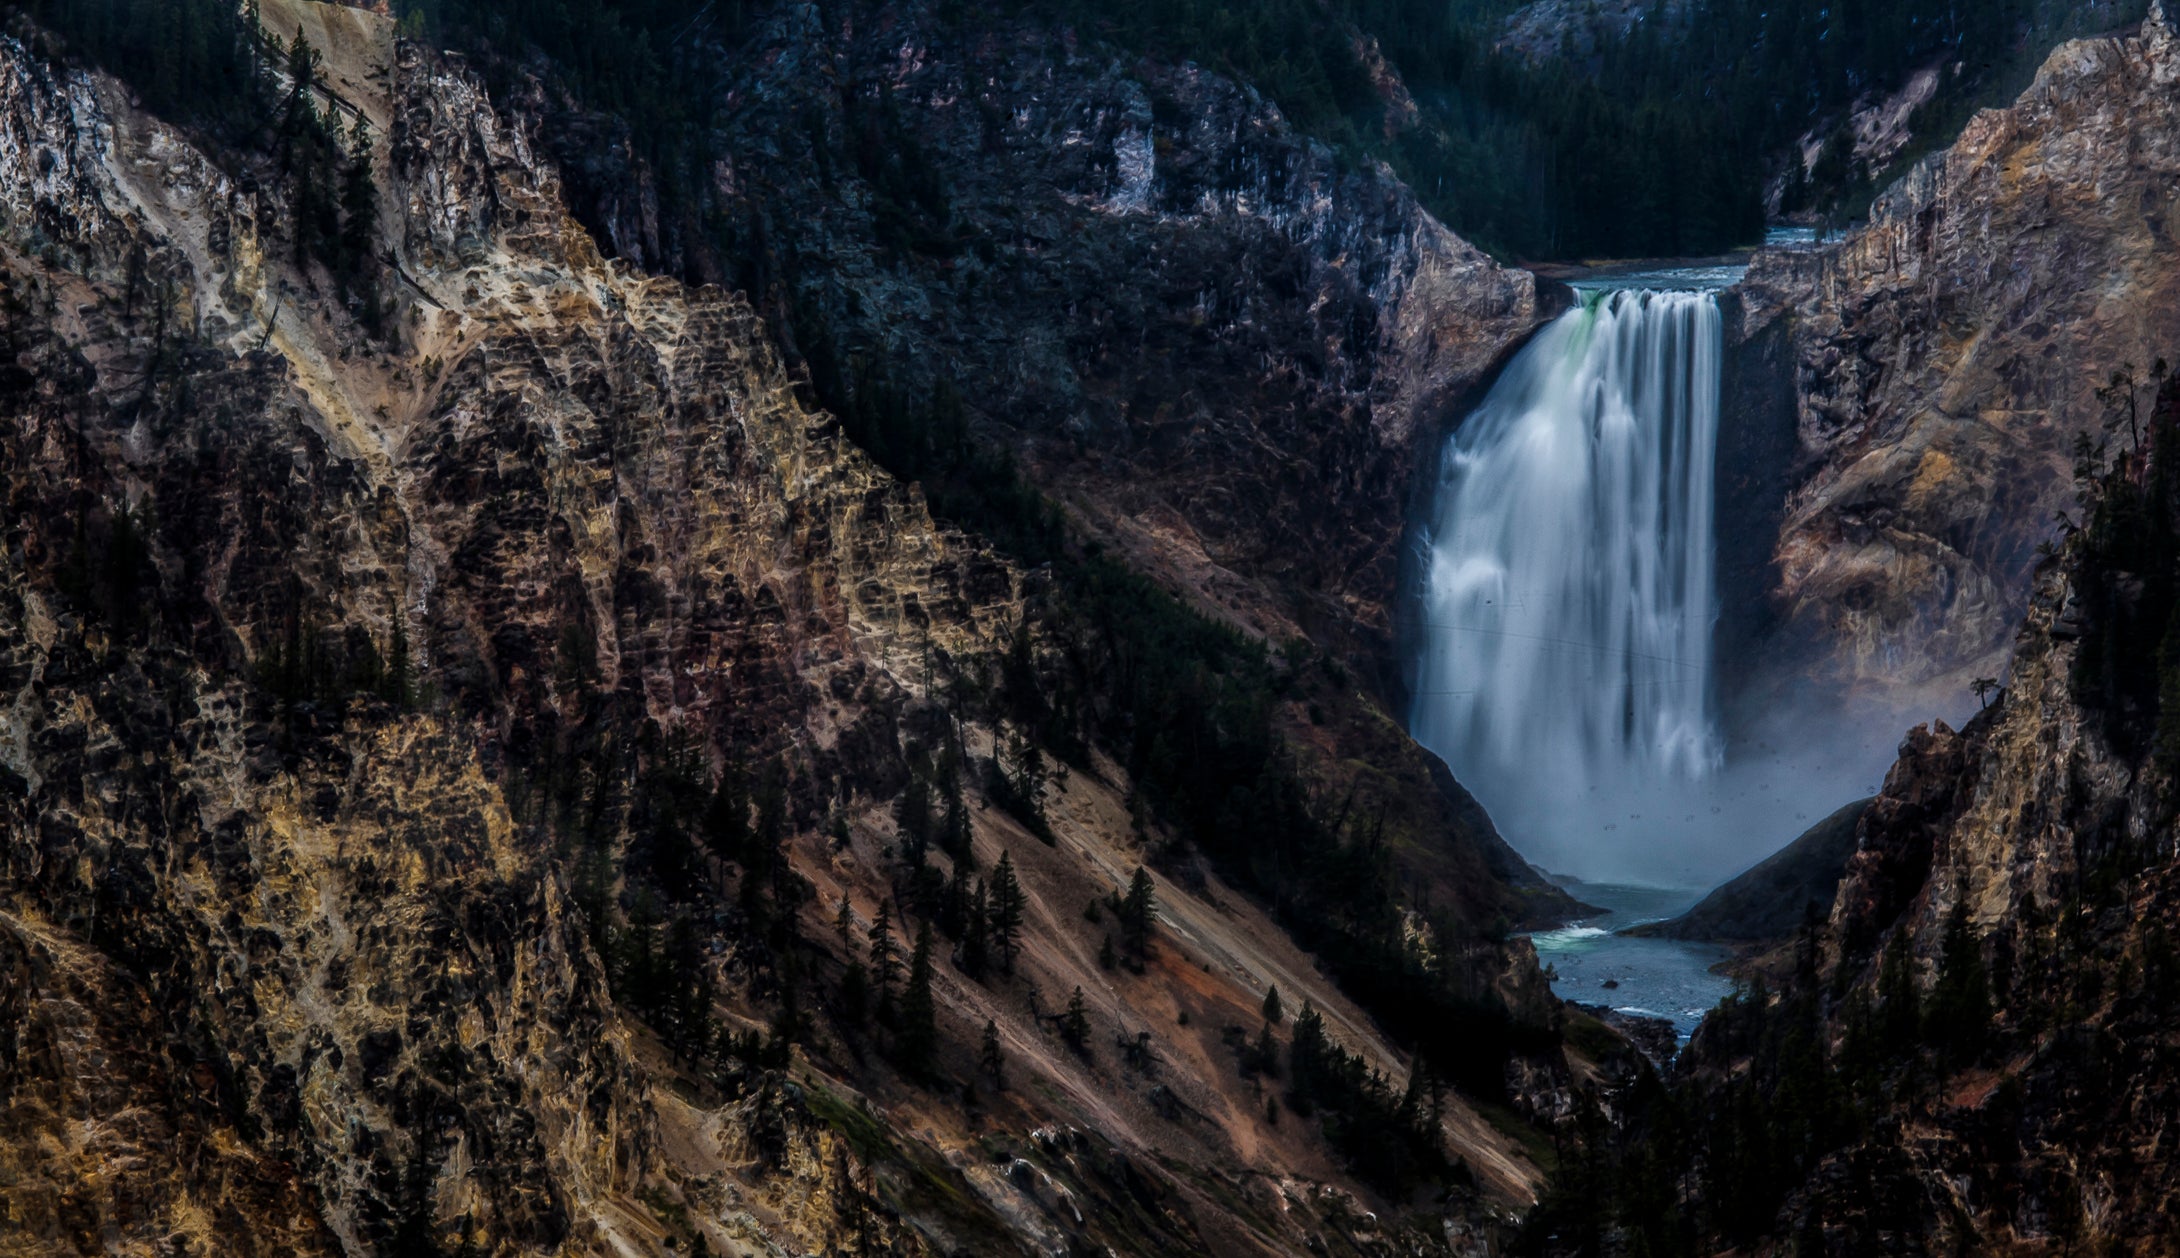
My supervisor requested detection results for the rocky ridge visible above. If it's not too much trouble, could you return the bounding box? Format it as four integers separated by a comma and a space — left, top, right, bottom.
665, 0, 1569, 930
0, 2, 1573, 1253
1764, 507, 2180, 1248
688, 0, 1555, 657
1730, 0, 2180, 721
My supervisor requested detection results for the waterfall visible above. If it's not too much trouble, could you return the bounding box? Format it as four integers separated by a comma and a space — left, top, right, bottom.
1413, 288, 1724, 876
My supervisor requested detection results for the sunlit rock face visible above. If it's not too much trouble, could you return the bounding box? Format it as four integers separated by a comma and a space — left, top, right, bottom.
0, 3, 1582, 1254
1730, 4, 2180, 722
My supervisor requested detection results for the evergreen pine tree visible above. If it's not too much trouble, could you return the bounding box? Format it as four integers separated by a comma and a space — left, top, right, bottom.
1928, 900, 1992, 1067
338, 116, 379, 310
281, 27, 317, 129
1250, 1022, 1280, 1078
895, 772, 932, 867
962, 880, 990, 978
1261, 984, 1283, 1025
1877, 928, 1920, 1051
1288, 1001, 1328, 1112
382, 610, 413, 708
979, 1018, 1005, 1087
702, 763, 748, 860
867, 902, 902, 1021
1061, 986, 1090, 1053
1119, 866, 1157, 963
665, 913, 714, 1056
941, 859, 973, 939
989, 850, 1025, 973
897, 922, 938, 1076
837, 960, 869, 1027
939, 750, 972, 864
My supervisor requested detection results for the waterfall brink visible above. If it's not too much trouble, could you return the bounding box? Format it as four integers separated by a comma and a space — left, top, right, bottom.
1413, 289, 1723, 874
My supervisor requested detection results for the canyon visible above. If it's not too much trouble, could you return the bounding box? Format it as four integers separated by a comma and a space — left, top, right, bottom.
1730, 0, 2180, 726
0, 1, 1582, 1253
0, 0, 2177, 1254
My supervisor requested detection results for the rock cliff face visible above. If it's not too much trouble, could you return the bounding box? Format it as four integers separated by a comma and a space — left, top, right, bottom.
646, 0, 1553, 659
1634, 797, 1871, 944
1730, 2, 2180, 720
610, 0, 1572, 934
1767, 543, 2179, 1249
0, 11, 1000, 1250
1495, 0, 1691, 64
0, 3, 1570, 1254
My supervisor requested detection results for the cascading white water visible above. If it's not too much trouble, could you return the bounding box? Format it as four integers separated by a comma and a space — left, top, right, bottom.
1413, 288, 1726, 878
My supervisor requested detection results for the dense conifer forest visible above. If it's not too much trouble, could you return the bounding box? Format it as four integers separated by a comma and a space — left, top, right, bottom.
1029, 0, 2148, 257
17, 0, 2145, 260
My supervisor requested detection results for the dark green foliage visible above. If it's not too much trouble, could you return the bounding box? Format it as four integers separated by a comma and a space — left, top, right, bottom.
1261, 984, 1282, 1025
702, 760, 750, 861
383, 615, 416, 709
1875, 927, 1921, 1051
980, 1018, 1005, 1086
1284, 1002, 1455, 1195
1021, 0, 2143, 259
604, 895, 743, 1065
836, 960, 869, 1027
58, 497, 155, 637
735, 766, 805, 951
988, 729, 1057, 844
2071, 366, 2180, 765
1060, 986, 1091, 1052
14, 3, 387, 315
896, 922, 939, 1076
371, 0, 2146, 277
1516, 975, 1853, 1252
10, 0, 264, 130
1245, 1023, 1280, 1079
384, 0, 753, 285
252, 602, 420, 724
1118, 866, 1157, 964
266, 30, 385, 303
988, 850, 1026, 974
867, 902, 902, 1019
528, 726, 810, 1090
952, 874, 993, 979
1927, 901, 1992, 1068
336, 119, 385, 329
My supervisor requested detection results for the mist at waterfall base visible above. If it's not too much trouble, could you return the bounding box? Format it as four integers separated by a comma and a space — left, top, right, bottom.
1411, 286, 1895, 892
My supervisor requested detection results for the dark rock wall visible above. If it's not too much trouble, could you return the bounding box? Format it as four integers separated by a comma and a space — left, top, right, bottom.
1713, 288, 1811, 731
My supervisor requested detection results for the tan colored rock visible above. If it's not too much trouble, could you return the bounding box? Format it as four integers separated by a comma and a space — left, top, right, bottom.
0, 4, 1557, 1254
1734, 2, 2180, 719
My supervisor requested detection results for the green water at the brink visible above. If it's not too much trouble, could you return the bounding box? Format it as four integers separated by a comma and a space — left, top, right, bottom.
1527, 879, 1735, 1042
